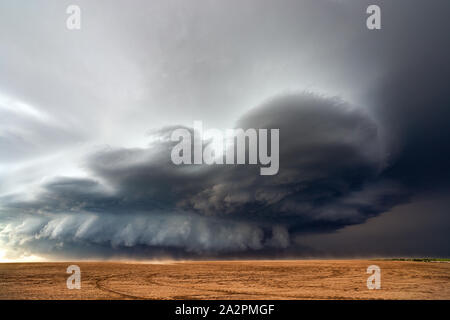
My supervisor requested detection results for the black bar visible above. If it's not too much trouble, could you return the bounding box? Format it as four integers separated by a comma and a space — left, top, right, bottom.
2, 300, 449, 319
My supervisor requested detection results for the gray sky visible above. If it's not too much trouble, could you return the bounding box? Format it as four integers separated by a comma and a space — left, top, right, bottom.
1, 0, 449, 261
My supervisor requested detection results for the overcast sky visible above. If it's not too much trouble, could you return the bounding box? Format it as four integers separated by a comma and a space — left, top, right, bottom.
1, 0, 449, 261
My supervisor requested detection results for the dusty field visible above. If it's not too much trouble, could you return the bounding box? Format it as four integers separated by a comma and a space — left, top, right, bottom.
0, 260, 449, 299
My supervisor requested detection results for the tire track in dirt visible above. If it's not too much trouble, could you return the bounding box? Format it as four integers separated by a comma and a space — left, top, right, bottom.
95, 273, 150, 299
94, 272, 288, 299
111, 273, 342, 299
92, 263, 397, 300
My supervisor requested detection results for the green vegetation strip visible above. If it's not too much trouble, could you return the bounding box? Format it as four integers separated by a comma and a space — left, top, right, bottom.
375, 258, 450, 262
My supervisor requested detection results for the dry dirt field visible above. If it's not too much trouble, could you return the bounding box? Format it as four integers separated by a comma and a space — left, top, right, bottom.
0, 260, 449, 299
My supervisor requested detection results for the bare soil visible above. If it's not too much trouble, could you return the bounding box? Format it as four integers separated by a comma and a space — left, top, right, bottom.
0, 260, 449, 299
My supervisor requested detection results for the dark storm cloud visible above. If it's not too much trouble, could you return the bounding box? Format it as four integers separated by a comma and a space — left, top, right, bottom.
178, 94, 409, 230
299, 192, 450, 258
288, 0, 450, 257
1, 0, 450, 259
350, 0, 450, 192
0, 94, 411, 257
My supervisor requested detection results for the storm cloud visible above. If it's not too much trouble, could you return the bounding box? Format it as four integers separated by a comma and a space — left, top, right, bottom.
1, 0, 449, 259
0, 93, 411, 258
